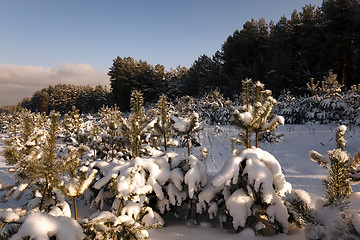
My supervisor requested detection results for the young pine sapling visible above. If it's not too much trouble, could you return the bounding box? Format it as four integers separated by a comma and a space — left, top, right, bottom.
310, 125, 360, 206
227, 79, 284, 149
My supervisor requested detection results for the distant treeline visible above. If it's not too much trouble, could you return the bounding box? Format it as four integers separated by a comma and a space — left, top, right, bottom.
20, 84, 110, 114
17, 0, 360, 113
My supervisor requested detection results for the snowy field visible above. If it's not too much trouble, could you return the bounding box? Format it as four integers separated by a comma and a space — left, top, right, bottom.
1, 123, 359, 239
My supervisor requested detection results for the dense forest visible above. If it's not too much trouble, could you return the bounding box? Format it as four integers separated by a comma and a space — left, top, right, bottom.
10, 0, 360, 113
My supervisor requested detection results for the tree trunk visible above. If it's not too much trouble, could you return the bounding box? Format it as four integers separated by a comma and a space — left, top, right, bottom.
187, 198, 193, 220
73, 197, 78, 220
136, 139, 139, 157
113, 200, 123, 240
163, 133, 167, 152
246, 127, 250, 148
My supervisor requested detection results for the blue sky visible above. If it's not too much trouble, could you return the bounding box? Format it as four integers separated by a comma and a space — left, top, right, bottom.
0, 0, 323, 106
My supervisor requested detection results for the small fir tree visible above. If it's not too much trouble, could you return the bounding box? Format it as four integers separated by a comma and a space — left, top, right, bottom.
3, 111, 82, 207
88, 154, 169, 239
62, 106, 86, 146
81, 211, 162, 240
119, 90, 156, 158
197, 148, 292, 235
58, 145, 97, 220
320, 71, 343, 96
175, 95, 194, 118
153, 94, 174, 151
284, 189, 317, 229
81, 114, 103, 161
307, 78, 320, 96
3, 110, 48, 201
227, 79, 284, 148
98, 105, 124, 160
197, 88, 230, 125
3, 109, 47, 164
171, 112, 202, 157
310, 125, 360, 206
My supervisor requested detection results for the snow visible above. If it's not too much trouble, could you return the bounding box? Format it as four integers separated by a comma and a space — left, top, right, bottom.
11, 183, 28, 200
49, 201, 72, 217
0, 209, 20, 222
211, 153, 243, 187
166, 183, 187, 206
262, 115, 285, 131
288, 189, 312, 205
121, 201, 143, 219
93, 160, 129, 190
226, 188, 253, 229
78, 169, 98, 194
148, 224, 305, 240
1, 124, 359, 239
88, 210, 116, 223
184, 155, 207, 198
10, 212, 84, 240
240, 111, 253, 125
171, 112, 201, 134
349, 192, 360, 211
172, 116, 191, 133
352, 212, 360, 234
170, 168, 184, 190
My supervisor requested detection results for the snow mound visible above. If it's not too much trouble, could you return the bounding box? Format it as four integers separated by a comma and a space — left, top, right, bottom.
198, 147, 291, 233
10, 212, 84, 240
226, 189, 253, 228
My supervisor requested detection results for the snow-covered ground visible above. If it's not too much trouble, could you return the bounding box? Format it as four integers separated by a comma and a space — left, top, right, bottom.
1, 123, 359, 239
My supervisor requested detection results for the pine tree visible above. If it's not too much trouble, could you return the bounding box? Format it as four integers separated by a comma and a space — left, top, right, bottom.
58, 145, 97, 220
197, 147, 291, 235
171, 111, 202, 157
197, 88, 230, 125
119, 90, 156, 158
98, 105, 124, 160
175, 95, 194, 118
284, 189, 316, 228
81, 211, 162, 240
319, 72, 343, 96
62, 106, 86, 146
153, 94, 174, 151
88, 151, 171, 239
3, 111, 82, 207
157, 150, 209, 221
3, 109, 48, 200
3, 109, 45, 166
227, 79, 284, 148
310, 125, 360, 206
86, 116, 102, 161
307, 78, 320, 95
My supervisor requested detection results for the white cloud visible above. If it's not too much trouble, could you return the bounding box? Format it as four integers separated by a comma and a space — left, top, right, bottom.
0, 63, 109, 106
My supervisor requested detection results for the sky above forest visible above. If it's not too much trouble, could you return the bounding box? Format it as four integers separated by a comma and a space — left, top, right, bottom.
0, 0, 322, 106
